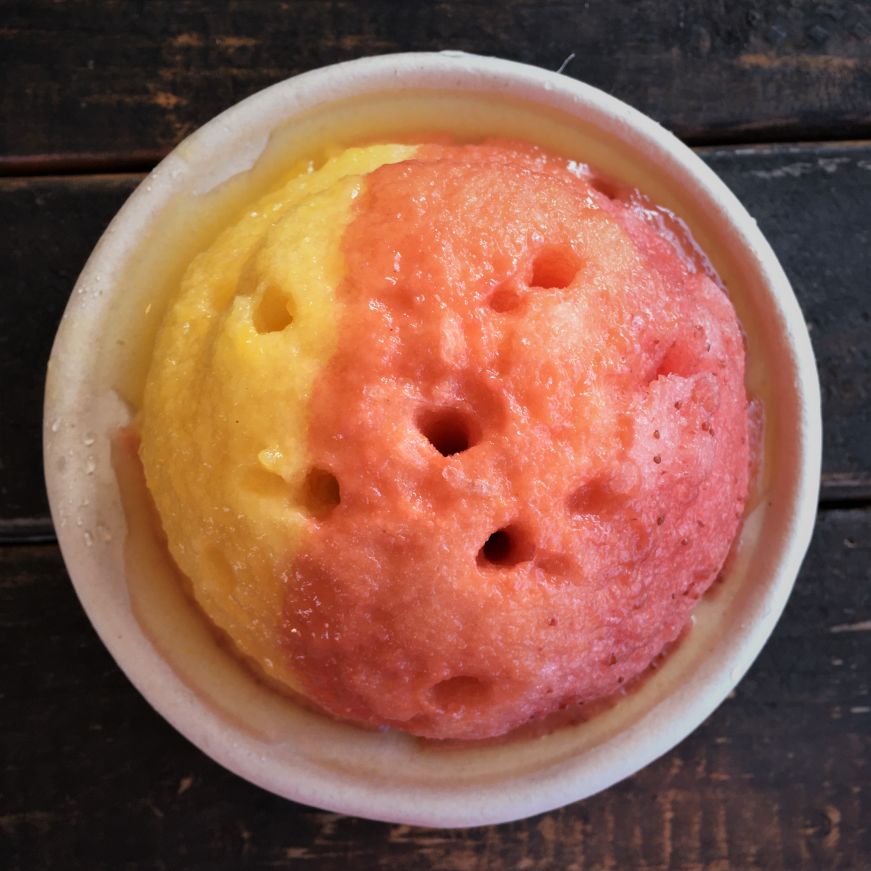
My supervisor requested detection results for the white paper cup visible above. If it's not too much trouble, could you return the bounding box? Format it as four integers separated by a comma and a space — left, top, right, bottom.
44, 52, 821, 828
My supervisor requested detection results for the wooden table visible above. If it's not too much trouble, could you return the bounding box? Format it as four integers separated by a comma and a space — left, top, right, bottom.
2, 3, 869, 868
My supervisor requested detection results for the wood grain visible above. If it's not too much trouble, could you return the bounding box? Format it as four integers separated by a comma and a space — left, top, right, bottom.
2, 0, 871, 170
1, 510, 867, 869
2, 142, 869, 536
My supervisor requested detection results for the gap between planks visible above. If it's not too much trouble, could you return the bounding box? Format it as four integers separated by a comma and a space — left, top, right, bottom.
3, 137, 871, 180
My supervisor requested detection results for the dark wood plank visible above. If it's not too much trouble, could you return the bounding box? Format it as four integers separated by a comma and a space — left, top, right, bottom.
705, 142, 871, 505
0, 175, 137, 538
2, 142, 868, 536
1, 510, 868, 869
2, 0, 871, 170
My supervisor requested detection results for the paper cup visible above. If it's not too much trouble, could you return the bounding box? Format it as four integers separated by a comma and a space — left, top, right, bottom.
44, 52, 821, 827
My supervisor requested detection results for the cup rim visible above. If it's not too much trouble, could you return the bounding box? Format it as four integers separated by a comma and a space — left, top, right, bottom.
44, 51, 821, 828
